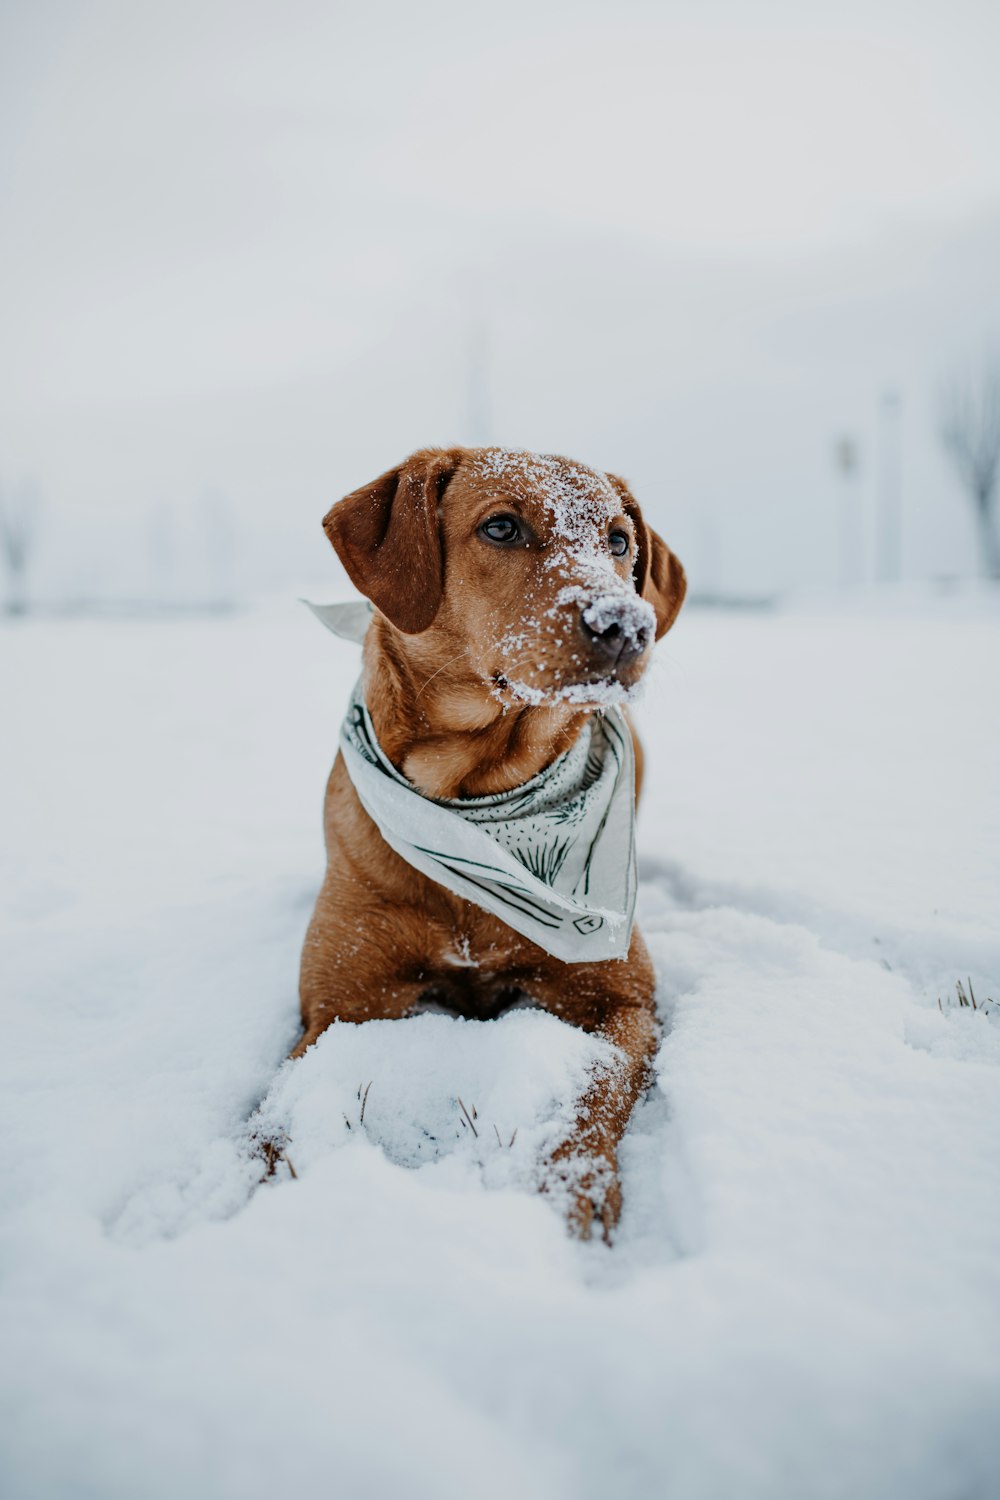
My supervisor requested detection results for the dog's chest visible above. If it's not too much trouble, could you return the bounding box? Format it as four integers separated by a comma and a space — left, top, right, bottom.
411, 970, 536, 1021
410, 915, 542, 1020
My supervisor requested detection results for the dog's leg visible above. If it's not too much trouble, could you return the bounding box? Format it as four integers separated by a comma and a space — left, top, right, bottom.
245, 967, 426, 1185
296, 915, 433, 1058
292, 973, 429, 1059
533, 937, 660, 1243
547, 1001, 659, 1242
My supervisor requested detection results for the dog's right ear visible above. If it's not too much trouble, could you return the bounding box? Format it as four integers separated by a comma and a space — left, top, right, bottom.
607, 473, 687, 640
322, 449, 460, 634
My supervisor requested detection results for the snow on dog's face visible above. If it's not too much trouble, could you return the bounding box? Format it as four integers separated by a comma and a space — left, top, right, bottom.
449, 450, 655, 705
324, 445, 686, 709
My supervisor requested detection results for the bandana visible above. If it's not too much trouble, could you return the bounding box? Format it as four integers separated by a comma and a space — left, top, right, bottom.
306, 600, 637, 963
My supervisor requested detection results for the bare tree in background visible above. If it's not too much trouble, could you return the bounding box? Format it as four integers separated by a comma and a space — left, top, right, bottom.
0, 479, 40, 615
940, 363, 1000, 579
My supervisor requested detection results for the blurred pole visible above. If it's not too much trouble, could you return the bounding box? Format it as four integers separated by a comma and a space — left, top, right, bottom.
201, 489, 235, 606
465, 319, 492, 445
148, 500, 177, 603
696, 509, 719, 598
833, 435, 861, 589
877, 389, 902, 582
0, 479, 40, 615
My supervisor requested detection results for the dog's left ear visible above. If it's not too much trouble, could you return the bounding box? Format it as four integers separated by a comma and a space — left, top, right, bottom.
607, 473, 687, 640
322, 448, 460, 634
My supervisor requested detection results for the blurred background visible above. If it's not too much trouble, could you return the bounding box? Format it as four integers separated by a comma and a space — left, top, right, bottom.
1, 0, 999, 612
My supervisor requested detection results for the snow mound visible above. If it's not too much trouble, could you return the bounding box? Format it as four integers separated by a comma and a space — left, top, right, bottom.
253, 1009, 618, 1189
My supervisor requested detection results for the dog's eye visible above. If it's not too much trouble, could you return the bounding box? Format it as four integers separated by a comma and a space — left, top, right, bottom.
609, 529, 630, 557
480, 516, 522, 545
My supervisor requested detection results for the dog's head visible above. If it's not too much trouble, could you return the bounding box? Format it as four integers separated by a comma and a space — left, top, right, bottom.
323, 446, 685, 707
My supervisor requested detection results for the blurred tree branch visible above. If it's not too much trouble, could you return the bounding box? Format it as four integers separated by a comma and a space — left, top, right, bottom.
939, 363, 1000, 579
0, 479, 40, 614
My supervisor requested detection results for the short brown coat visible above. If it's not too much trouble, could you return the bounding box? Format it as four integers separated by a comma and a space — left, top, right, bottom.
299, 446, 686, 1238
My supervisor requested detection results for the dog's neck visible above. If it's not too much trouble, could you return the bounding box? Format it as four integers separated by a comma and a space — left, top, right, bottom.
363, 617, 589, 800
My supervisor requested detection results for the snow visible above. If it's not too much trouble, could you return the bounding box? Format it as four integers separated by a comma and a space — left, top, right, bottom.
2, 591, 999, 1499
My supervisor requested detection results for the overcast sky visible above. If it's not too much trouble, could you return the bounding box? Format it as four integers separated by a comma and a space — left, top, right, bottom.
2, 0, 999, 600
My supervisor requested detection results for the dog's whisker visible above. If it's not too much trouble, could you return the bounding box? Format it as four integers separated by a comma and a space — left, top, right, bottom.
493, 655, 549, 678
415, 650, 473, 700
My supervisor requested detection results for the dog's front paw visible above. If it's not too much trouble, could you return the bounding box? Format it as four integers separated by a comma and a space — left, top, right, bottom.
249, 1130, 298, 1184
543, 1146, 622, 1244
567, 1169, 622, 1244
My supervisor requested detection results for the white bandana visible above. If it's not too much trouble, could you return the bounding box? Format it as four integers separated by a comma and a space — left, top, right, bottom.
306, 600, 637, 964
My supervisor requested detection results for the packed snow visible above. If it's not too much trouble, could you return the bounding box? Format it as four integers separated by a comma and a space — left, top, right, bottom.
1, 589, 999, 1500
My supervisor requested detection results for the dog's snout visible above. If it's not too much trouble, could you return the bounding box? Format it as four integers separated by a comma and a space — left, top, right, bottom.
579, 595, 652, 663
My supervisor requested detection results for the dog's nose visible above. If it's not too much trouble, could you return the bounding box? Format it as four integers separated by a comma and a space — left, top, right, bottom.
580, 595, 652, 663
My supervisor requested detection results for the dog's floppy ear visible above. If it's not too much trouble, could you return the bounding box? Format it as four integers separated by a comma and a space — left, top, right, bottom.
607, 473, 687, 640
323, 449, 460, 633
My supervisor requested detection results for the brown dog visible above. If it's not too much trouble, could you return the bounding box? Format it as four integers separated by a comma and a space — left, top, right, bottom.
298, 446, 685, 1238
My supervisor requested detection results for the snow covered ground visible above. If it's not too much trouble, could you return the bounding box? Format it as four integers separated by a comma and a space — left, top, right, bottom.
2, 590, 999, 1500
